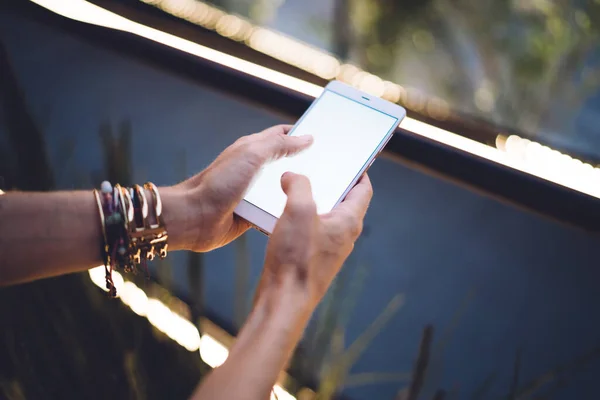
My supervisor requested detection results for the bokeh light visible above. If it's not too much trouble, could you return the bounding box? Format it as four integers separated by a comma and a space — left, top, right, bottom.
87, 266, 298, 398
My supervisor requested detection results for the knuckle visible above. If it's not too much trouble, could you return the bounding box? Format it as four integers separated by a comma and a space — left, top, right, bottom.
329, 222, 349, 243
276, 133, 287, 145
341, 215, 361, 240
274, 134, 288, 157
348, 217, 363, 239
328, 214, 362, 244
365, 184, 374, 199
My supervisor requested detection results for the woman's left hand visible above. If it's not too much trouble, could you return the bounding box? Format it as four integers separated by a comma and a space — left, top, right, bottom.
165, 124, 312, 252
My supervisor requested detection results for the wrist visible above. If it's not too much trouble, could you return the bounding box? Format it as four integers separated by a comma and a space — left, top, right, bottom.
259, 270, 316, 326
159, 185, 201, 251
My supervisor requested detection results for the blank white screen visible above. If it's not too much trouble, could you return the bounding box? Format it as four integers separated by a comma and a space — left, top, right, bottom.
244, 90, 398, 217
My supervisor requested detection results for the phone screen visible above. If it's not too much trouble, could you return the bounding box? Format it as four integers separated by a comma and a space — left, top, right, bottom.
244, 90, 398, 217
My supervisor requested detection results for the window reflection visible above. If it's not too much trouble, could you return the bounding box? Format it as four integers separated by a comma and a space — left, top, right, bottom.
151, 0, 600, 161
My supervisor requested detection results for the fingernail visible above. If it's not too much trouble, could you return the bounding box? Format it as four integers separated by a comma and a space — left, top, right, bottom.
300, 135, 313, 143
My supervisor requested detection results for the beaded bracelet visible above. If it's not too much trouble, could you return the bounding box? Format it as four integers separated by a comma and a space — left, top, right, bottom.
94, 181, 127, 297
94, 180, 168, 297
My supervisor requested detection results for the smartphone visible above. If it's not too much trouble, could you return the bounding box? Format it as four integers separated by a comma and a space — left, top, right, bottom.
234, 80, 406, 234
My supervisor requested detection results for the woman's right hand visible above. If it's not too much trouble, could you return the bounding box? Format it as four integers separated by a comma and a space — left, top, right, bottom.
258, 171, 373, 310
193, 172, 372, 400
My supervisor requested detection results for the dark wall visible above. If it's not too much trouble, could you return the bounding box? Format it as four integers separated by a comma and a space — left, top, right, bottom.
1, 10, 599, 400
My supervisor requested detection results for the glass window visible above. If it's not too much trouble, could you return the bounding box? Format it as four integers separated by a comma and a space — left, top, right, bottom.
179, 0, 600, 161
3, 8, 600, 400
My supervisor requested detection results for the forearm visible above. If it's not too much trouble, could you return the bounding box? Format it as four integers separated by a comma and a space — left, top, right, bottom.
0, 187, 193, 286
191, 272, 312, 400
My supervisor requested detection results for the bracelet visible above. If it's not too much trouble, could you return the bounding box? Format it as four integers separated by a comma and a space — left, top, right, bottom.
94, 180, 168, 297
95, 181, 128, 297
129, 184, 148, 265
128, 183, 168, 264
115, 184, 135, 273
93, 188, 113, 294
144, 182, 168, 260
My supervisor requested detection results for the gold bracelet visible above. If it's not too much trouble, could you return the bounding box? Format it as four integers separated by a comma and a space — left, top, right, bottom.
133, 184, 150, 230
128, 185, 149, 264
96, 181, 169, 277
144, 182, 168, 259
117, 182, 169, 265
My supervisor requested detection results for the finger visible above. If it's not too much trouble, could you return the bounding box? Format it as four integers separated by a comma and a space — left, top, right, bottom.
256, 128, 313, 162
334, 173, 373, 219
229, 215, 252, 239
264, 134, 313, 161
269, 172, 317, 273
259, 124, 294, 137
280, 172, 317, 220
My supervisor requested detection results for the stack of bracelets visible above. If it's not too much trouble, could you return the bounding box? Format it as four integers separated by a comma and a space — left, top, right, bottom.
93, 181, 168, 297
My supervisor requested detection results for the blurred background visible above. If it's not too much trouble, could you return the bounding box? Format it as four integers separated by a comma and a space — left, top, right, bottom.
1, 1, 600, 399
201, 0, 600, 159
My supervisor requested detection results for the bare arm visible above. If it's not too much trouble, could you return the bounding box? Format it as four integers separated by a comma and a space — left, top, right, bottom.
0, 125, 312, 287
191, 272, 311, 400
191, 173, 373, 400
0, 187, 193, 286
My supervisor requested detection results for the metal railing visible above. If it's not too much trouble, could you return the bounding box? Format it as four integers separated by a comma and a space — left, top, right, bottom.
8, 0, 600, 233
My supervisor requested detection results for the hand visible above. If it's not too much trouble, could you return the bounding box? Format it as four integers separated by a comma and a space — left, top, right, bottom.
258, 171, 373, 309
172, 125, 313, 252
189, 171, 372, 400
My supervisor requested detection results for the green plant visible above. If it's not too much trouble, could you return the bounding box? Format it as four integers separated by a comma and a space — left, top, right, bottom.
286, 224, 411, 399
97, 119, 133, 186
396, 325, 435, 400
498, 344, 600, 400
316, 293, 407, 399
0, 39, 53, 191
338, 0, 600, 135
418, 289, 476, 398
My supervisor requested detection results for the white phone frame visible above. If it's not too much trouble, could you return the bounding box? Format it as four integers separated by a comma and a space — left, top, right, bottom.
234, 80, 406, 235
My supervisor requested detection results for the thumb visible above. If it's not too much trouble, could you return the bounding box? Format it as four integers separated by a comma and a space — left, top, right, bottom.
264, 174, 316, 286
280, 172, 317, 220
260, 133, 313, 162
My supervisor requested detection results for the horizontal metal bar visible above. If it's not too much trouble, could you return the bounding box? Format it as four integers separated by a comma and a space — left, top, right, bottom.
9, 0, 600, 232
87, 0, 600, 163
